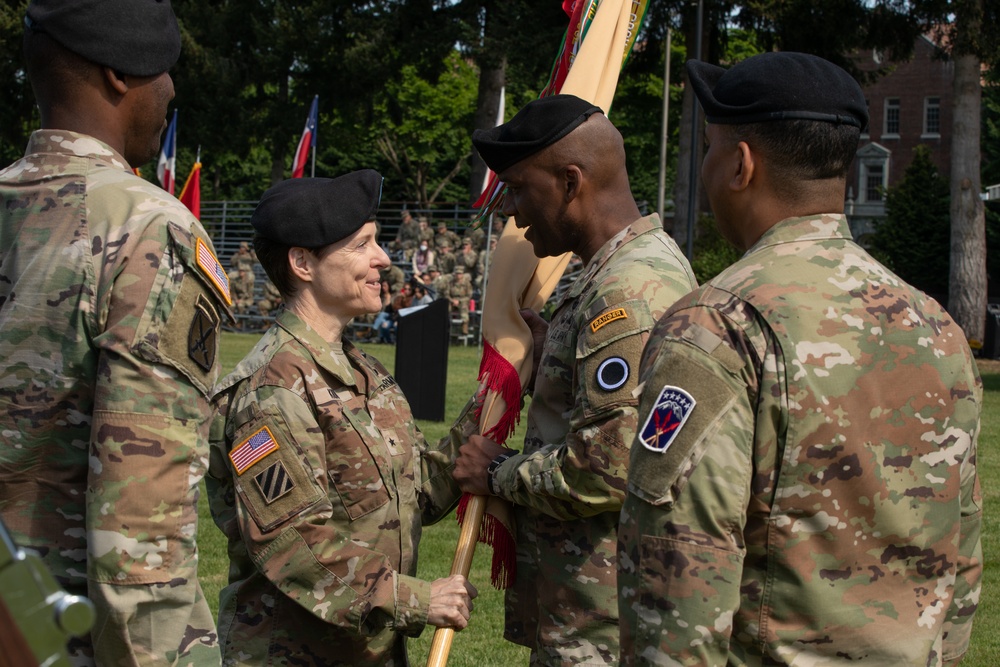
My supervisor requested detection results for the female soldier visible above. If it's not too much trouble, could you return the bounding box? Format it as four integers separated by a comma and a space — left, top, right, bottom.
207, 170, 477, 665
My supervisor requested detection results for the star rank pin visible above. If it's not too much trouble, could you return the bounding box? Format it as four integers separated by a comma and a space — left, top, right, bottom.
639, 385, 696, 453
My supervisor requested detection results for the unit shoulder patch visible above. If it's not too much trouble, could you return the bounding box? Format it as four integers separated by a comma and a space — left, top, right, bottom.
639, 385, 697, 453
254, 460, 296, 504
188, 294, 219, 372
596, 356, 629, 391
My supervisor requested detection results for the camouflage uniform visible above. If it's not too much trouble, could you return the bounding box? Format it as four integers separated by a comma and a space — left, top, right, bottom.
436, 247, 457, 275
618, 214, 983, 666
257, 278, 282, 317
0, 130, 231, 666
379, 263, 406, 295
458, 245, 479, 281
490, 214, 697, 665
208, 309, 477, 666
434, 224, 461, 251
448, 267, 474, 334
229, 244, 256, 315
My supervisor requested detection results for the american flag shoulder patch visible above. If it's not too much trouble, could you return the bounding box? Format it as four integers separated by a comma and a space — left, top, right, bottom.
195, 237, 232, 305
230, 425, 280, 475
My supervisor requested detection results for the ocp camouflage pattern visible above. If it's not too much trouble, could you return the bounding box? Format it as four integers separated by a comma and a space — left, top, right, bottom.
0, 130, 230, 666
618, 214, 983, 666
208, 309, 480, 665
490, 214, 697, 666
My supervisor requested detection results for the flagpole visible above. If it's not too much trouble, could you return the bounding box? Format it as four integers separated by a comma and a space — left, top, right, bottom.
657, 28, 672, 222
311, 94, 318, 177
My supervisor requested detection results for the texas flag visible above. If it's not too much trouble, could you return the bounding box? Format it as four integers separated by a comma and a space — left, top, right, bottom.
157, 109, 178, 194
291, 95, 318, 178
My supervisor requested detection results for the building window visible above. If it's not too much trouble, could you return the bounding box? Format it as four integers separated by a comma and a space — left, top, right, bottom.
924, 97, 941, 136
884, 98, 900, 136
865, 164, 885, 201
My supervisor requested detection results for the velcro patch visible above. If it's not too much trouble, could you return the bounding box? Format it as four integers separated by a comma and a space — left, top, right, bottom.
230, 426, 280, 475
196, 238, 232, 305
639, 385, 697, 453
254, 461, 295, 504
596, 356, 629, 391
188, 294, 219, 372
590, 307, 628, 333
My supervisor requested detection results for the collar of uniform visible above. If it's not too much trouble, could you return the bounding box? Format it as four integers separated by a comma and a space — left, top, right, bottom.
744, 213, 852, 257
560, 213, 661, 306
26, 129, 132, 172
275, 309, 358, 388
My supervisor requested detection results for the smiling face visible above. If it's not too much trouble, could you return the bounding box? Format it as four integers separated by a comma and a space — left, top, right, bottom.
303, 221, 390, 323
498, 157, 578, 258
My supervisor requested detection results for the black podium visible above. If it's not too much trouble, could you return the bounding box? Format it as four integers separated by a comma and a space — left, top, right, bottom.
395, 298, 450, 421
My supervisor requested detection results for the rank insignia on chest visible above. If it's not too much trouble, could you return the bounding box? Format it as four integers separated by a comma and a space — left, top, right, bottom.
639, 385, 696, 453
230, 426, 280, 475
254, 461, 295, 504
195, 238, 232, 305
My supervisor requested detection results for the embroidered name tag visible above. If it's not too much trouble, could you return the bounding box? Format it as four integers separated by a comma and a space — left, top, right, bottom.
230, 426, 280, 475
639, 385, 696, 453
590, 308, 627, 333
196, 238, 232, 305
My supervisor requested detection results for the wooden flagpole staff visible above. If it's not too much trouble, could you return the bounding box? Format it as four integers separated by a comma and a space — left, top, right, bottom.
425, 494, 487, 667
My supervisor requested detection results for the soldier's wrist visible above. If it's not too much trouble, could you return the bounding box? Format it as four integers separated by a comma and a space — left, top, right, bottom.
487, 452, 512, 496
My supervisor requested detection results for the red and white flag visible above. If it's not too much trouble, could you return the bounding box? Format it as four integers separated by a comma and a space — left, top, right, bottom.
156, 109, 178, 194
291, 95, 319, 178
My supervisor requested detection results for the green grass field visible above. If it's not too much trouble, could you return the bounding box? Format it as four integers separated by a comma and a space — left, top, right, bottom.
203, 331, 1000, 665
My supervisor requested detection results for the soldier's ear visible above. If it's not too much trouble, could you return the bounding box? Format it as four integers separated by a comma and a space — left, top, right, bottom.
103, 67, 128, 95
287, 247, 313, 284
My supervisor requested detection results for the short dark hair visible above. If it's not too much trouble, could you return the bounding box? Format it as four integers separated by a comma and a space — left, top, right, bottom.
254, 235, 296, 299
726, 119, 860, 192
254, 235, 338, 300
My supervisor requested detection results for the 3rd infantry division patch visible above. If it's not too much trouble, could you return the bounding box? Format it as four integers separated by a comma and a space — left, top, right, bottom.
254, 461, 295, 505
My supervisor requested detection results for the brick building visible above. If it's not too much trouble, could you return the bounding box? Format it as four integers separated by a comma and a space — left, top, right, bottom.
846, 35, 954, 240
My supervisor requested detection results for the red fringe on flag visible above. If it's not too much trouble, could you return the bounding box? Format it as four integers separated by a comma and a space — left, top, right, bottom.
456, 493, 517, 589
475, 340, 524, 445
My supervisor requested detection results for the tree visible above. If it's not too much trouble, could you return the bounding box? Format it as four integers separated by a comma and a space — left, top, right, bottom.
369, 51, 479, 207
906, 0, 999, 343
0, 0, 34, 167
870, 145, 951, 298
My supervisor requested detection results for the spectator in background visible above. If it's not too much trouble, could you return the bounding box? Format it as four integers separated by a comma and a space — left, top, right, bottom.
413, 240, 435, 276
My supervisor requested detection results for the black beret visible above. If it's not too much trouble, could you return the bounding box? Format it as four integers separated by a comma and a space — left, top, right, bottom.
251, 170, 384, 248
25, 0, 181, 77
472, 94, 603, 174
686, 52, 868, 130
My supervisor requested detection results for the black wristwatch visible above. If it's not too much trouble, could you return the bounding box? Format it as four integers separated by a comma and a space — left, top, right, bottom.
486, 452, 513, 496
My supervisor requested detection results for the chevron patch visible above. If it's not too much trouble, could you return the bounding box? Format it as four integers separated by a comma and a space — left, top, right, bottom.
254, 461, 295, 505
